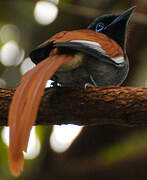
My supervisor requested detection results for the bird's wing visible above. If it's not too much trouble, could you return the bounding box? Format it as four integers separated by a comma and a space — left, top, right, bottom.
30, 29, 124, 67
29, 42, 54, 64
30, 31, 68, 64
54, 40, 107, 59
53, 29, 124, 65
30, 30, 124, 65
8, 29, 124, 177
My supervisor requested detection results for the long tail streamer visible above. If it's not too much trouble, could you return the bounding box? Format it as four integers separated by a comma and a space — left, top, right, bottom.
8, 54, 71, 176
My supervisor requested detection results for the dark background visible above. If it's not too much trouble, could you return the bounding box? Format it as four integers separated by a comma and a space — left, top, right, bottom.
0, 0, 147, 179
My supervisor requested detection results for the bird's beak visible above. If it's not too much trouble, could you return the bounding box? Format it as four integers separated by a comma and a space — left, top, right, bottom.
103, 6, 135, 49
105, 6, 136, 30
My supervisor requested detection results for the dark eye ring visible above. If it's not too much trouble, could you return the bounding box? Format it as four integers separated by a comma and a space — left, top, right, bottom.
96, 22, 104, 32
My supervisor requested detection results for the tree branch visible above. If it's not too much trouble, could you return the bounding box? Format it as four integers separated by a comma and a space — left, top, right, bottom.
1, 86, 147, 127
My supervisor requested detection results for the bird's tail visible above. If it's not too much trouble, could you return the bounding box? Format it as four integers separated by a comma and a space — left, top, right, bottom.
8, 54, 71, 176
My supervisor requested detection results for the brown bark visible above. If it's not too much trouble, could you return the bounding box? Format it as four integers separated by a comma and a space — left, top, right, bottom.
1, 86, 147, 127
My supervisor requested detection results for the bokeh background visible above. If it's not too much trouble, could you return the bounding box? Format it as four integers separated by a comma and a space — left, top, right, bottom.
0, 0, 147, 179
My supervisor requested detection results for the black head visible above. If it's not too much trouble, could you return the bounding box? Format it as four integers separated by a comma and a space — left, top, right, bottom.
88, 7, 135, 50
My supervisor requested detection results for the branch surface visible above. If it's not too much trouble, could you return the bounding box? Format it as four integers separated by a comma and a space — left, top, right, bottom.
1, 87, 147, 127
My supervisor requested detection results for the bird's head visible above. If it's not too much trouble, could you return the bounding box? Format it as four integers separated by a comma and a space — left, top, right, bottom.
88, 6, 135, 50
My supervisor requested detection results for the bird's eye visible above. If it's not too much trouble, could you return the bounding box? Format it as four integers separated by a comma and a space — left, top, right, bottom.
96, 22, 104, 32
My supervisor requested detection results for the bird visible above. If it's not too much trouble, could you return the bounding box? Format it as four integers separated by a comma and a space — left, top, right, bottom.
8, 6, 135, 176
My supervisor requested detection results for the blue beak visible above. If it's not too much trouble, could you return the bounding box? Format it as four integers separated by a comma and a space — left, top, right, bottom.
105, 6, 136, 30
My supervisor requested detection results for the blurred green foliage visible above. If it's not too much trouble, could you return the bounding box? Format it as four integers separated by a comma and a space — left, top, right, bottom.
0, 0, 146, 179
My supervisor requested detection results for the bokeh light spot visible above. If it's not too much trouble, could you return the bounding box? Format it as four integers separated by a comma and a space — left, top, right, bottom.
50, 125, 83, 153
34, 1, 58, 25
20, 57, 35, 75
1, 127, 41, 159
0, 40, 24, 66
49, 0, 59, 4
24, 127, 41, 159
0, 24, 20, 43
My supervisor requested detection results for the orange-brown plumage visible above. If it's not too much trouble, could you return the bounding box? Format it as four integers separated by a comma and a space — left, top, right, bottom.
8, 50, 72, 176
8, 29, 124, 176
42, 30, 124, 58
8, 6, 135, 176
